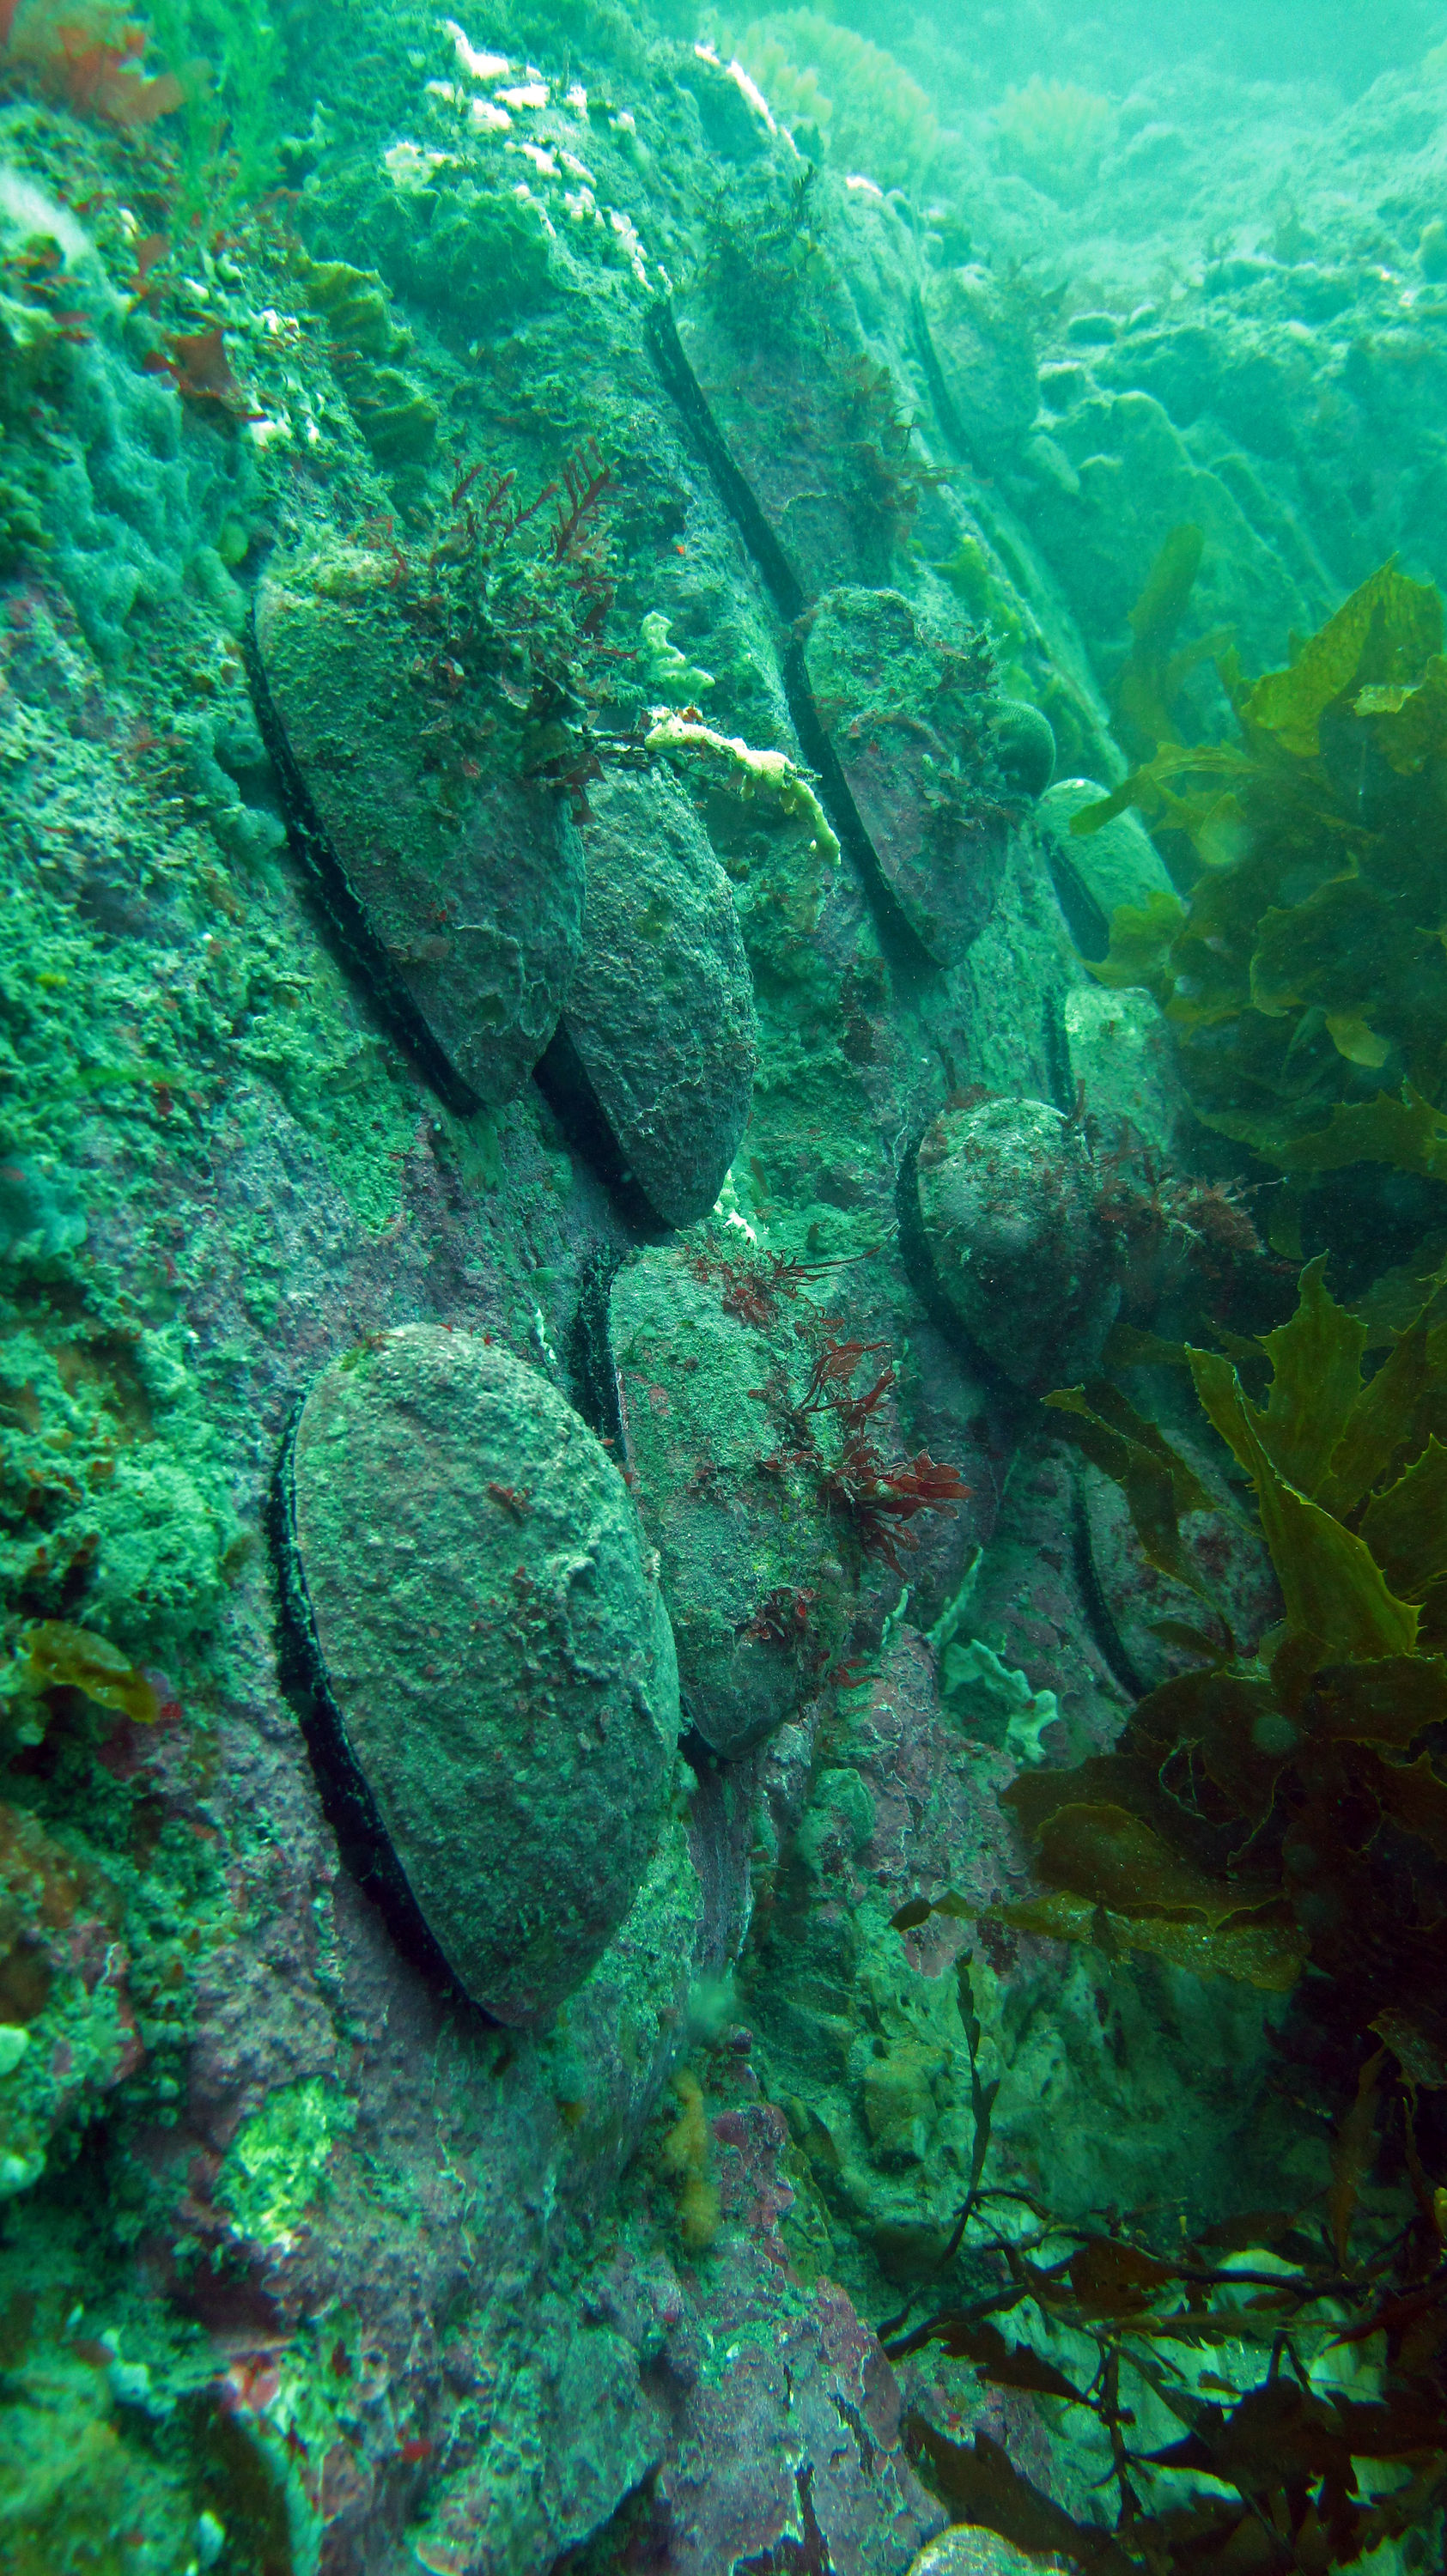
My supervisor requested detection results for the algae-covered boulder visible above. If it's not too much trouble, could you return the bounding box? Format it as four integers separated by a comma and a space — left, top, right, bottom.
251, 534, 583, 1107
609, 1245, 854, 1756
909, 2523, 1069, 2576
915, 1097, 1117, 1388
989, 696, 1056, 800
799, 588, 1020, 963
559, 768, 757, 1228
282, 1325, 679, 2025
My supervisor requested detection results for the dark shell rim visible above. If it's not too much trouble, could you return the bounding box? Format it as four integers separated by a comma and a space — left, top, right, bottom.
269, 1387, 496, 2020
244, 598, 484, 1119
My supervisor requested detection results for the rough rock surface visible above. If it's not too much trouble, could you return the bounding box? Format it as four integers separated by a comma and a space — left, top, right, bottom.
746, 1606, 1309, 2321
915, 1097, 1117, 1388
549, 2036, 948, 2576
0, 1798, 142, 2201
285, 1324, 679, 2023
744, 1631, 1026, 2279
560, 767, 757, 1228
649, 2263, 944, 2575
252, 534, 584, 1107
1079, 1413, 1281, 1695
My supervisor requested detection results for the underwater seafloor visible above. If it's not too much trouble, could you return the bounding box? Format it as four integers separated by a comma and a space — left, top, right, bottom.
3, 3, 1447, 2572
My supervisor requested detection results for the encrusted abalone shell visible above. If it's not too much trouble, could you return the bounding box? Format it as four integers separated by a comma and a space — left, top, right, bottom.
281, 1325, 679, 2024
252, 535, 583, 1108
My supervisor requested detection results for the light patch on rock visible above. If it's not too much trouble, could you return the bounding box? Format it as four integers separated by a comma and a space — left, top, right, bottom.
442, 19, 509, 81
0, 167, 110, 285
724, 58, 776, 132
385, 137, 459, 190
609, 206, 649, 283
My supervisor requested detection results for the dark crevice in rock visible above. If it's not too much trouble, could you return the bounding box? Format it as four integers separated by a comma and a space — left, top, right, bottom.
648, 299, 942, 981
736, 2461, 833, 2575
832, 2391, 879, 2482
910, 283, 986, 478
646, 299, 805, 622
568, 1244, 630, 1452
269, 1400, 491, 2016
679, 1718, 725, 1772
1069, 1470, 1148, 1703
1041, 992, 1077, 1115
895, 1135, 966, 1338
534, 1020, 674, 1237
243, 607, 483, 1120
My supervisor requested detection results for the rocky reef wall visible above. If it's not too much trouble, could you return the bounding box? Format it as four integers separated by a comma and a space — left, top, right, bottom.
3, 8, 1447, 2575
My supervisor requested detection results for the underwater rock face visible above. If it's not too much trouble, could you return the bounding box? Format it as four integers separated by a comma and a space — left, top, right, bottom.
1018, 380, 1325, 680
800, 587, 1018, 964
559, 767, 757, 1228
609, 1246, 854, 1757
0, 1153, 86, 1260
915, 1097, 1117, 1388
0, 1800, 141, 2202
283, 1325, 679, 2024
252, 535, 584, 1108
647, 2265, 946, 2570
744, 1628, 1020, 2263
1080, 1434, 1280, 1698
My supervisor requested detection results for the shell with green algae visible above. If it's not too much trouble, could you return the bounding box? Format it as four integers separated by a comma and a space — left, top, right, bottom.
915, 1095, 1117, 1389
609, 1243, 854, 1757
799, 587, 1049, 966
556, 765, 758, 1229
250, 532, 584, 1112
279, 1325, 680, 2026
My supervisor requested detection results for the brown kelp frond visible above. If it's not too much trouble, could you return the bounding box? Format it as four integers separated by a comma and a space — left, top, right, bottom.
1017, 1255, 1447, 2075
878, 1918, 1447, 2576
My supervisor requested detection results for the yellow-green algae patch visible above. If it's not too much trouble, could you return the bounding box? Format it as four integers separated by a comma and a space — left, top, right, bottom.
218, 2076, 357, 2250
